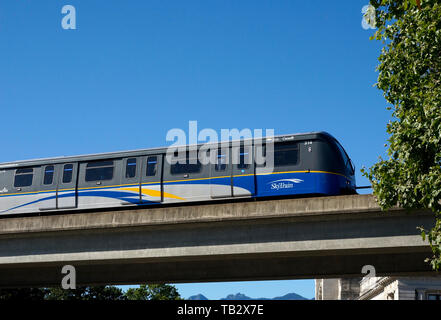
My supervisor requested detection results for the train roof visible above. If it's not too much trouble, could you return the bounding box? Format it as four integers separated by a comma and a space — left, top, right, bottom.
0, 131, 339, 169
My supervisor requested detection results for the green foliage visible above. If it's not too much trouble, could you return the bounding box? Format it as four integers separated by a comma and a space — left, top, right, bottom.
0, 288, 49, 301
125, 284, 181, 301
363, 0, 441, 269
44, 286, 126, 301
0, 284, 180, 301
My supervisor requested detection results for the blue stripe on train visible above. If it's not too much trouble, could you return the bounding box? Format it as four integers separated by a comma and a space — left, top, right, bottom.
163, 171, 345, 197
0, 172, 346, 213
256, 171, 346, 197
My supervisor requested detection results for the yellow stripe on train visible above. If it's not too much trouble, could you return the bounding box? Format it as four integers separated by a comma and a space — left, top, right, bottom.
121, 187, 186, 201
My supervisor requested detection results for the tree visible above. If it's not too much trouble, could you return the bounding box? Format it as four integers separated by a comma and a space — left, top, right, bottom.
363, 0, 441, 269
125, 284, 181, 300
45, 286, 126, 301
0, 288, 48, 301
0, 284, 181, 300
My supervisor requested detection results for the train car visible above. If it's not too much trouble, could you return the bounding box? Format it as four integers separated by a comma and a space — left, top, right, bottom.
0, 132, 356, 216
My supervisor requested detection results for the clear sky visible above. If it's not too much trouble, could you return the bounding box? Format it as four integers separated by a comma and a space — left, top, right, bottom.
0, 1, 389, 299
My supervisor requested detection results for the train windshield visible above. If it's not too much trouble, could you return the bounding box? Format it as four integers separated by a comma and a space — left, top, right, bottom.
335, 140, 355, 175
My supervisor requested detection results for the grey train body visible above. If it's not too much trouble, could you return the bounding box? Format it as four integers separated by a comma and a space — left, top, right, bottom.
0, 132, 356, 216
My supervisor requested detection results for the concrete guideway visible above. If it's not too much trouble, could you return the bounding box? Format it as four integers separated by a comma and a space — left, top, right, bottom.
0, 194, 436, 288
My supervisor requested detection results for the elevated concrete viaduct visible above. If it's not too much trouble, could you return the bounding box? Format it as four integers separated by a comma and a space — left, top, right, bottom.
0, 194, 436, 288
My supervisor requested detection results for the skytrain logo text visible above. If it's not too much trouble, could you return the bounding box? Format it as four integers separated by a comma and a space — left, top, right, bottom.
268, 179, 303, 190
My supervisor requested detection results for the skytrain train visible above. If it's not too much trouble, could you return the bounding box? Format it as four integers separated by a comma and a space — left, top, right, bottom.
0, 132, 356, 216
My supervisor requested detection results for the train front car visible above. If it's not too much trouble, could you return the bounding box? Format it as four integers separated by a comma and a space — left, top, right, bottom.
255, 132, 356, 198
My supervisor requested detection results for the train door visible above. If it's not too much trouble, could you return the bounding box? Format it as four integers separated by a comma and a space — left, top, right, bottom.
210, 146, 232, 198
231, 143, 255, 197
57, 163, 78, 209
77, 160, 120, 209
121, 157, 142, 205
140, 154, 163, 203
163, 150, 209, 203
10, 167, 39, 214
39, 165, 58, 210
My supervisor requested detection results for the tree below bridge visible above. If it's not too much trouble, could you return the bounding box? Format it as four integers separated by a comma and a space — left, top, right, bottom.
0, 284, 181, 301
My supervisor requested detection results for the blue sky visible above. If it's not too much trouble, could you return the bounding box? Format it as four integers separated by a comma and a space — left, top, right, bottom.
0, 1, 388, 299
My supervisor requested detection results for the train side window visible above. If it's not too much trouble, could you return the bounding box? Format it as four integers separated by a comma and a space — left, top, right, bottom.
14, 168, 34, 188
335, 141, 354, 174
170, 153, 201, 175
171, 162, 201, 175
126, 158, 137, 178
85, 161, 114, 182
270, 142, 299, 167
146, 156, 157, 176
43, 166, 55, 185
62, 164, 74, 183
